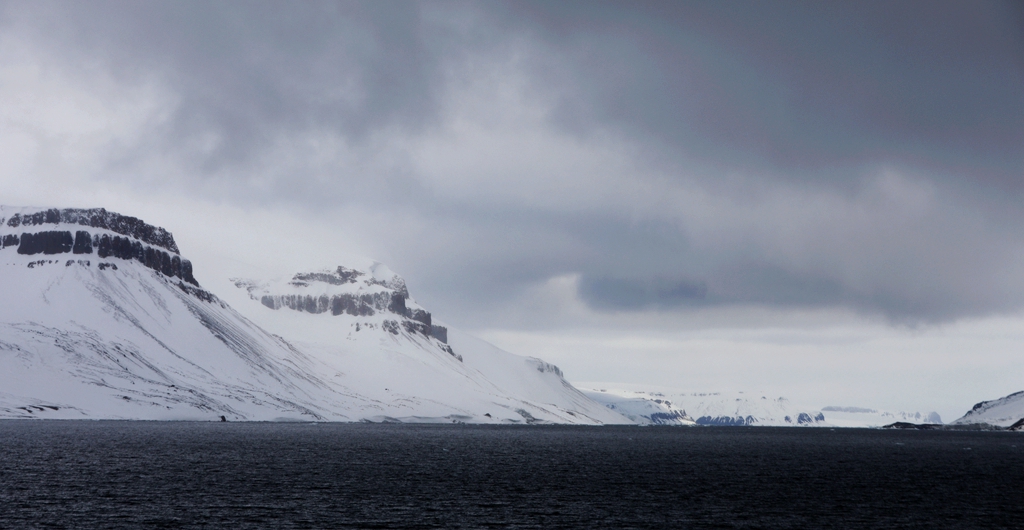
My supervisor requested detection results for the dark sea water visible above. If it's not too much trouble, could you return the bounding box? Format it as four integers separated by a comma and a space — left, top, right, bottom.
1, 422, 1022, 529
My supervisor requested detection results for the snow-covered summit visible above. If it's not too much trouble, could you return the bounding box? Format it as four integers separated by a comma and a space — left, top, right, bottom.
0, 205, 196, 285
1, 206, 180, 253
232, 261, 446, 345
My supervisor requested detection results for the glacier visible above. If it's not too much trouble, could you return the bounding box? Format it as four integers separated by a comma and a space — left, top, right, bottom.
0, 206, 627, 424
579, 386, 828, 426
820, 406, 942, 428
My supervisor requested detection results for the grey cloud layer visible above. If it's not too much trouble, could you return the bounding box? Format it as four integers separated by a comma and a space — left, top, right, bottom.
479, 2, 1017, 173
9, 1, 451, 168
2, 0, 1022, 325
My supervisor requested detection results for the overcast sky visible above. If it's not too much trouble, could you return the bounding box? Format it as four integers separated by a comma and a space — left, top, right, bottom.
1, 1, 1022, 419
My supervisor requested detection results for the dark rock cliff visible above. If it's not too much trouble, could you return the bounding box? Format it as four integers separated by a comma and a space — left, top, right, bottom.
648, 410, 694, 425
255, 267, 449, 345
3, 208, 179, 253
9, 229, 197, 286
3, 213, 197, 286
16, 231, 73, 255
261, 291, 398, 317
430, 325, 448, 344
695, 415, 757, 426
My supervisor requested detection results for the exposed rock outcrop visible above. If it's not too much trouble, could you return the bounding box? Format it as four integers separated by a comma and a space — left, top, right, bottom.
530, 359, 564, 378
1, 208, 198, 286
430, 325, 448, 344
648, 410, 694, 425
4, 208, 179, 253
696, 415, 757, 426
238, 264, 451, 347
16, 231, 73, 255
9, 230, 196, 285
260, 291, 399, 317
785, 412, 826, 424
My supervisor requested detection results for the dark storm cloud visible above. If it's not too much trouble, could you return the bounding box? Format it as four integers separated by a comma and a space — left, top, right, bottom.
3, 0, 1023, 324
501, 0, 1024, 186
9, 0, 1019, 183
487, 0, 1024, 321
578, 276, 708, 311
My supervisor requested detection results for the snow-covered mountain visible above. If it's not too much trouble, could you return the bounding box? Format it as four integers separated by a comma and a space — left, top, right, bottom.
0, 206, 627, 424
223, 261, 625, 424
579, 386, 827, 426
951, 390, 1024, 429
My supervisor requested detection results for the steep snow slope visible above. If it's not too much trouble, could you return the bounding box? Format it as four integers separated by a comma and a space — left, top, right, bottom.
222, 263, 627, 424
0, 207, 349, 420
0, 206, 627, 424
579, 385, 827, 426
952, 390, 1024, 428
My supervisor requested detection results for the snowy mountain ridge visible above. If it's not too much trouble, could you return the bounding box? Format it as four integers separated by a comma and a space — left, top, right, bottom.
0, 206, 627, 424
232, 262, 449, 351
2, 207, 180, 252
220, 258, 612, 424
952, 390, 1024, 428
0, 206, 196, 285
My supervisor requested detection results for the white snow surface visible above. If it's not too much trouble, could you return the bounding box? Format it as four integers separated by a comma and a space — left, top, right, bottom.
219, 262, 626, 424
579, 383, 947, 428
0, 207, 628, 424
578, 385, 827, 426
819, 406, 942, 428
951, 390, 1024, 428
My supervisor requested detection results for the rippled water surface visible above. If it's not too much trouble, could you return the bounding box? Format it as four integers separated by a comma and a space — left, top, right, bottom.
1, 421, 1022, 528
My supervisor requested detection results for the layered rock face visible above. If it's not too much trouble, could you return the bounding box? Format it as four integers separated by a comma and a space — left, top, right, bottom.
0, 208, 196, 285
235, 264, 449, 345
5, 208, 179, 252
692, 411, 825, 426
